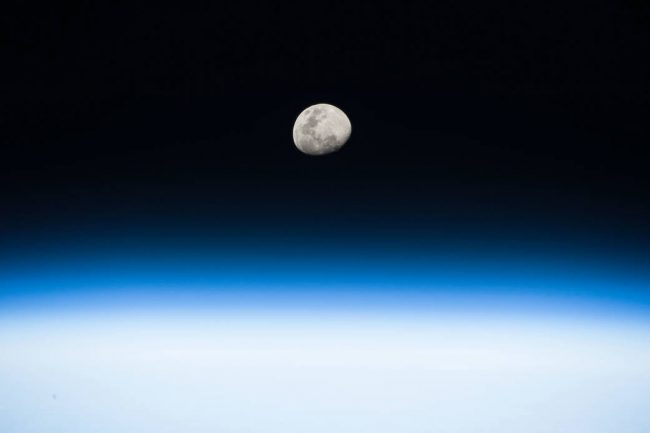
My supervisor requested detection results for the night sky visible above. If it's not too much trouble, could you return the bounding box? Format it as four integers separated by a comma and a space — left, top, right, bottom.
3, 2, 649, 236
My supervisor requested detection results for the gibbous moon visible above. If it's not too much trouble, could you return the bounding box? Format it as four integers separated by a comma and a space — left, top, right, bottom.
292, 103, 351, 156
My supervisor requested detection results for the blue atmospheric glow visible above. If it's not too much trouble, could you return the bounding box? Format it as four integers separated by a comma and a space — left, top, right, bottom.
1, 247, 650, 432
1, 246, 650, 317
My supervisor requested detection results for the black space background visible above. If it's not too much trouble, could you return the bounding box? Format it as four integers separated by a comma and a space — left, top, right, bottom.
2, 2, 650, 256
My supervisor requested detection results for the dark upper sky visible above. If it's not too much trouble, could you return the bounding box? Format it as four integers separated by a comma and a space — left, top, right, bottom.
2, 1, 649, 254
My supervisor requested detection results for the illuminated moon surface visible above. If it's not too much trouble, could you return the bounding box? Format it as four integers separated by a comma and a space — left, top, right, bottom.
292, 103, 351, 155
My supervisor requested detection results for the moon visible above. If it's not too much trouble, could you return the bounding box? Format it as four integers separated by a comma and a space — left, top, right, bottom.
292, 103, 351, 156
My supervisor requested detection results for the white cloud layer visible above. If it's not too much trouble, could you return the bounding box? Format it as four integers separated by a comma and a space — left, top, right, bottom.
1, 310, 649, 433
